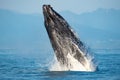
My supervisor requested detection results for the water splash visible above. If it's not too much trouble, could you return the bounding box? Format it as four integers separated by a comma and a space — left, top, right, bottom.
49, 53, 96, 71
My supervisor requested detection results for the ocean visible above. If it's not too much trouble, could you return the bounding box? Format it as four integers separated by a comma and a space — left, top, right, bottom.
0, 49, 120, 80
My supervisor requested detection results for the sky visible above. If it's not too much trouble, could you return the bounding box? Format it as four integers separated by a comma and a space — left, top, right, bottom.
0, 0, 120, 14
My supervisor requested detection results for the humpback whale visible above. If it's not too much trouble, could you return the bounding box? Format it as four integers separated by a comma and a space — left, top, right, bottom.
43, 5, 95, 71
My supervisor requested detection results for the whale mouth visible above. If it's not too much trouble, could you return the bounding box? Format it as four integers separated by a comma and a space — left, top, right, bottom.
43, 5, 51, 16
43, 5, 65, 23
43, 5, 56, 30
43, 5, 55, 21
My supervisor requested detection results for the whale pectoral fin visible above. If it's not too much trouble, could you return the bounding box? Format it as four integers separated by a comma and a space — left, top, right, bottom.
70, 43, 86, 66
74, 49, 86, 64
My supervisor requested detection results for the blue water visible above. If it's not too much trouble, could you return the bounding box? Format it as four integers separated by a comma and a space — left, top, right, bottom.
0, 49, 120, 80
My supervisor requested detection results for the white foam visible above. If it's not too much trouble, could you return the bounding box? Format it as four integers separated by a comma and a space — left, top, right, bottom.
49, 53, 96, 71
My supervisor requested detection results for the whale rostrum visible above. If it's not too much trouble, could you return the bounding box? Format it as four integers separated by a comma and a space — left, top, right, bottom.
43, 5, 95, 71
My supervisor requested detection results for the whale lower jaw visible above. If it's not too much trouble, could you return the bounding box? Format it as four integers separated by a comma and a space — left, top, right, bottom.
43, 5, 96, 71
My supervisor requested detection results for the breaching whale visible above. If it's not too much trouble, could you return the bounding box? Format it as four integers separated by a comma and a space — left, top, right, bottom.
43, 5, 95, 71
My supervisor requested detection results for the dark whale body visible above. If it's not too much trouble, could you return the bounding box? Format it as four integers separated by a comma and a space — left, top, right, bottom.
43, 5, 95, 70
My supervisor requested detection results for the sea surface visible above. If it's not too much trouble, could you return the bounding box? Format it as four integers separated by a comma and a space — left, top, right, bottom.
0, 49, 120, 80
